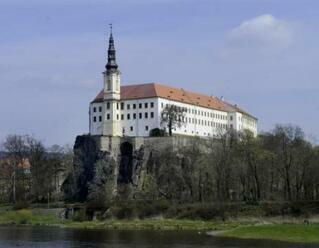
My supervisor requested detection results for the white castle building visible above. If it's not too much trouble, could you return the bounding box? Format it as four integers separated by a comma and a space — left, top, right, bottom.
89, 30, 258, 138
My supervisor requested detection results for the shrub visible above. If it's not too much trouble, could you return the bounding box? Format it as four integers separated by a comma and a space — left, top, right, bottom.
135, 199, 170, 219
4, 209, 33, 224
261, 202, 286, 216
72, 208, 87, 222
149, 128, 166, 137
178, 205, 226, 220
13, 201, 30, 210
112, 205, 135, 219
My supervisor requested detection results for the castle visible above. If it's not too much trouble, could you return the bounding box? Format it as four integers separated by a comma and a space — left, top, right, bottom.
89, 29, 257, 138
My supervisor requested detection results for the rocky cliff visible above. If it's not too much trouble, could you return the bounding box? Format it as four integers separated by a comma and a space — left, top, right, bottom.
63, 135, 211, 205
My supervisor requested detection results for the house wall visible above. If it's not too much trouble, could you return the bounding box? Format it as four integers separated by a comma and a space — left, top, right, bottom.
89, 97, 258, 137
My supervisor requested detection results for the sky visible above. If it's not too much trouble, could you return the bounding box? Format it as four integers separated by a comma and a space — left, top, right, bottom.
0, 0, 318, 146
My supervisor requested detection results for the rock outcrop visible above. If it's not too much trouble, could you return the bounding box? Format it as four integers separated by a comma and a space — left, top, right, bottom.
64, 135, 210, 204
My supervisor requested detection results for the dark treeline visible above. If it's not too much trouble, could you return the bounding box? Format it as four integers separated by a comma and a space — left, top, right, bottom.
0, 135, 73, 204
58, 124, 319, 220
1, 124, 319, 212
66, 124, 319, 215
150, 124, 319, 204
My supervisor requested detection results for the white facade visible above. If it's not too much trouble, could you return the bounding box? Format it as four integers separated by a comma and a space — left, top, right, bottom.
89, 31, 258, 138
90, 96, 258, 138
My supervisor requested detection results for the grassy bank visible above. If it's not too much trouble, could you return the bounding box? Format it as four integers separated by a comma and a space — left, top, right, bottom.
65, 219, 241, 231
0, 208, 241, 231
2, 208, 319, 244
0, 209, 62, 226
221, 224, 319, 244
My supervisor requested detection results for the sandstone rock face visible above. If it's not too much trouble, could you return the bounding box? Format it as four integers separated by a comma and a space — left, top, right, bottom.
68, 135, 209, 204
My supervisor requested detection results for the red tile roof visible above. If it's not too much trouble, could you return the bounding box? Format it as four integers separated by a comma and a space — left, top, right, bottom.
92, 83, 256, 119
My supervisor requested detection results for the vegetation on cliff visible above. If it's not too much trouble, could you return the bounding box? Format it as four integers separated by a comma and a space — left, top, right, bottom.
63, 124, 319, 208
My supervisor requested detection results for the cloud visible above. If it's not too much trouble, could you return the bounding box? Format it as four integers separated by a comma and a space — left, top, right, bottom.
223, 14, 295, 57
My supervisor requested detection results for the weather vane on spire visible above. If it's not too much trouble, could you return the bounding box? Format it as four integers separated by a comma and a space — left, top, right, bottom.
109, 23, 113, 34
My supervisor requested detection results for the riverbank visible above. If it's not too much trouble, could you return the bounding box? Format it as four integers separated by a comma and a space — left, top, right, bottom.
0, 209, 241, 230
1, 209, 319, 244
218, 224, 319, 244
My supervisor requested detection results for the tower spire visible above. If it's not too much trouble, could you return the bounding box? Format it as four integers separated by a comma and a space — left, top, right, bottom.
106, 23, 118, 73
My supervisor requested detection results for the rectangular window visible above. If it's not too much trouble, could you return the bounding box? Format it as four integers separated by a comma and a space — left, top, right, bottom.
127, 114, 130, 120
117, 114, 119, 120
133, 113, 136, 119
150, 102, 154, 108
121, 102, 124, 110
139, 113, 142, 119
127, 104, 130, 110
230, 116, 233, 121
99, 116, 102, 122
99, 106, 102, 112
145, 125, 149, 131
107, 102, 110, 109
139, 103, 142, 109
133, 104, 136, 109
161, 103, 164, 108
151, 112, 154, 118
130, 126, 133, 131
121, 114, 124, 120
117, 102, 119, 110
145, 103, 148, 108
93, 107, 96, 112
145, 112, 148, 118
93, 116, 96, 122
107, 114, 110, 120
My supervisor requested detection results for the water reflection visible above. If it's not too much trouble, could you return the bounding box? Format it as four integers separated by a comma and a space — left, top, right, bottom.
0, 226, 318, 248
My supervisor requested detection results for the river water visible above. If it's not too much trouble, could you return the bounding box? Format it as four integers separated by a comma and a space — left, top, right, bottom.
0, 226, 318, 248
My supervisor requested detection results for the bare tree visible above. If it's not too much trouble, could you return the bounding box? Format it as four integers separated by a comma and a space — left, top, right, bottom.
2, 135, 28, 203
161, 104, 187, 136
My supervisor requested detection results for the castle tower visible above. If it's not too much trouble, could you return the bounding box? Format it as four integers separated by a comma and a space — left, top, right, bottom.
102, 25, 122, 136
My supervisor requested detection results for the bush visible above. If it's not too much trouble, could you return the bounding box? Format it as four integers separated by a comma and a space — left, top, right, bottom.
261, 202, 286, 216
72, 208, 87, 222
149, 128, 166, 137
112, 205, 135, 219
178, 206, 226, 220
135, 200, 170, 219
13, 201, 30, 210
4, 209, 33, 224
